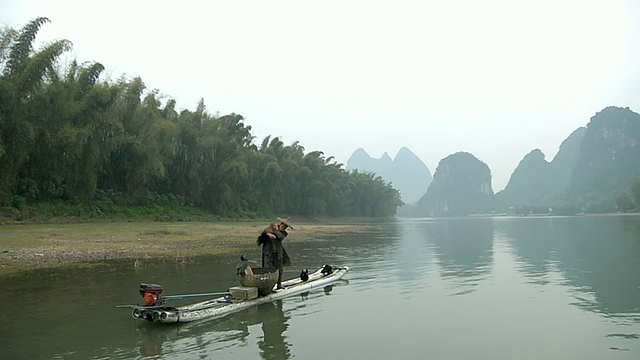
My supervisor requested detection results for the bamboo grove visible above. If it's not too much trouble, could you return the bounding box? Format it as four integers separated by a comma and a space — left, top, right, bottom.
0, 18, 402, 218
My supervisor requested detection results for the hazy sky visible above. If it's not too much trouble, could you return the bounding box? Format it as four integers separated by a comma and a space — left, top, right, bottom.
3, 0, 640, 191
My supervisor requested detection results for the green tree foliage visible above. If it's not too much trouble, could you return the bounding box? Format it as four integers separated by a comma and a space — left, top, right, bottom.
0, 17, 73, 205
629, 179, 640, 209
612, 178, 640, 213
0, 18, 401, 218
615, 191, 635, 212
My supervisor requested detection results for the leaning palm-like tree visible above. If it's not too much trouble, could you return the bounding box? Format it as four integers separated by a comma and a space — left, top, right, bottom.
0, 26, 18, 65
2, 17, 50, 76
0, 17, 73, 205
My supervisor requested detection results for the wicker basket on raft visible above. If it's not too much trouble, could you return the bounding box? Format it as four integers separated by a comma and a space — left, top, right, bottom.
239, 267, 279, 295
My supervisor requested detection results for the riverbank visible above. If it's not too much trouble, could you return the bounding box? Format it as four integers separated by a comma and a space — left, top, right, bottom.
0, 220, 378, 276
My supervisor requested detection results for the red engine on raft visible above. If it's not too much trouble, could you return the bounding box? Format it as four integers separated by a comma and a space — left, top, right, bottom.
139, 283, 163, 306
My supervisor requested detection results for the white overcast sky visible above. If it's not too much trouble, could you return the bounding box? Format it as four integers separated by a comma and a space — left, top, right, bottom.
2, 0, 640, 191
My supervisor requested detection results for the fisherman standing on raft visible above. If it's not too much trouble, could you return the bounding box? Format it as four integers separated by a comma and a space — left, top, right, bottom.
257, 217, 293, 289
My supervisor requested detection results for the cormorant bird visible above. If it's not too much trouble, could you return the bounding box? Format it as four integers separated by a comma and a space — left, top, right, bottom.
300, 268, 309, 282
321, 265, 333, 275
236, 255, 249, 277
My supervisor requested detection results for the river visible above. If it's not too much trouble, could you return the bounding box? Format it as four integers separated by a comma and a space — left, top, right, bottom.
1, 215, 639, 359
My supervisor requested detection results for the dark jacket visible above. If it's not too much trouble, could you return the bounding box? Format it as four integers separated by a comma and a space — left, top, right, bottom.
257, 225, 291, 268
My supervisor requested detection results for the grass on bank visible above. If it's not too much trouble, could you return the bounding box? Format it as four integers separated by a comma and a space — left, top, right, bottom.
0, 218, 377, 277
0, 199, 382, 276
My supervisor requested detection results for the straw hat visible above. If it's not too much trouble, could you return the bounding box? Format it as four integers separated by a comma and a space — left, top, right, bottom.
276, 217, 294, 229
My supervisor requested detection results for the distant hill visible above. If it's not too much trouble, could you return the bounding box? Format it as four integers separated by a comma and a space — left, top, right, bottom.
349, 106, 640, 217
563, 106, 640, 211
496, 127, 586, 207
415, 152, 494, 216
495, 149, 551, 206
496, 106, 640, 213
548, 127, 587, 190
346, 148, 393, 175
346, 147, 432, 203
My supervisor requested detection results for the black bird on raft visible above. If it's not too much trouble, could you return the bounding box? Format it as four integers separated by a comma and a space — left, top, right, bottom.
321, 265, 333, 275
300, 268, 309, 282
236, 255, 249, 277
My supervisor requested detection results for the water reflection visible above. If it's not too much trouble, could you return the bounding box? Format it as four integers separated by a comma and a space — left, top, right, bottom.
495, 217, 559, 285
424, 218, 494, 295
393, 219, 434, 291
133, 299, 293, 359
3, 217, 640, 359
258, 300, 291, 360
136, 325, 165, 357
307, 221, 401, 292
498, 216, 640, 319
555, 216, 640, 319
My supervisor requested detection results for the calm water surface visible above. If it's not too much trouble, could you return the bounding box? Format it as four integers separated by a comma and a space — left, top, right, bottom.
1, 216, 640, 359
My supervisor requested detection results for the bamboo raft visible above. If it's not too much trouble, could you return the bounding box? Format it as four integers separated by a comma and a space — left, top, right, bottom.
117, 264, 349, 323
